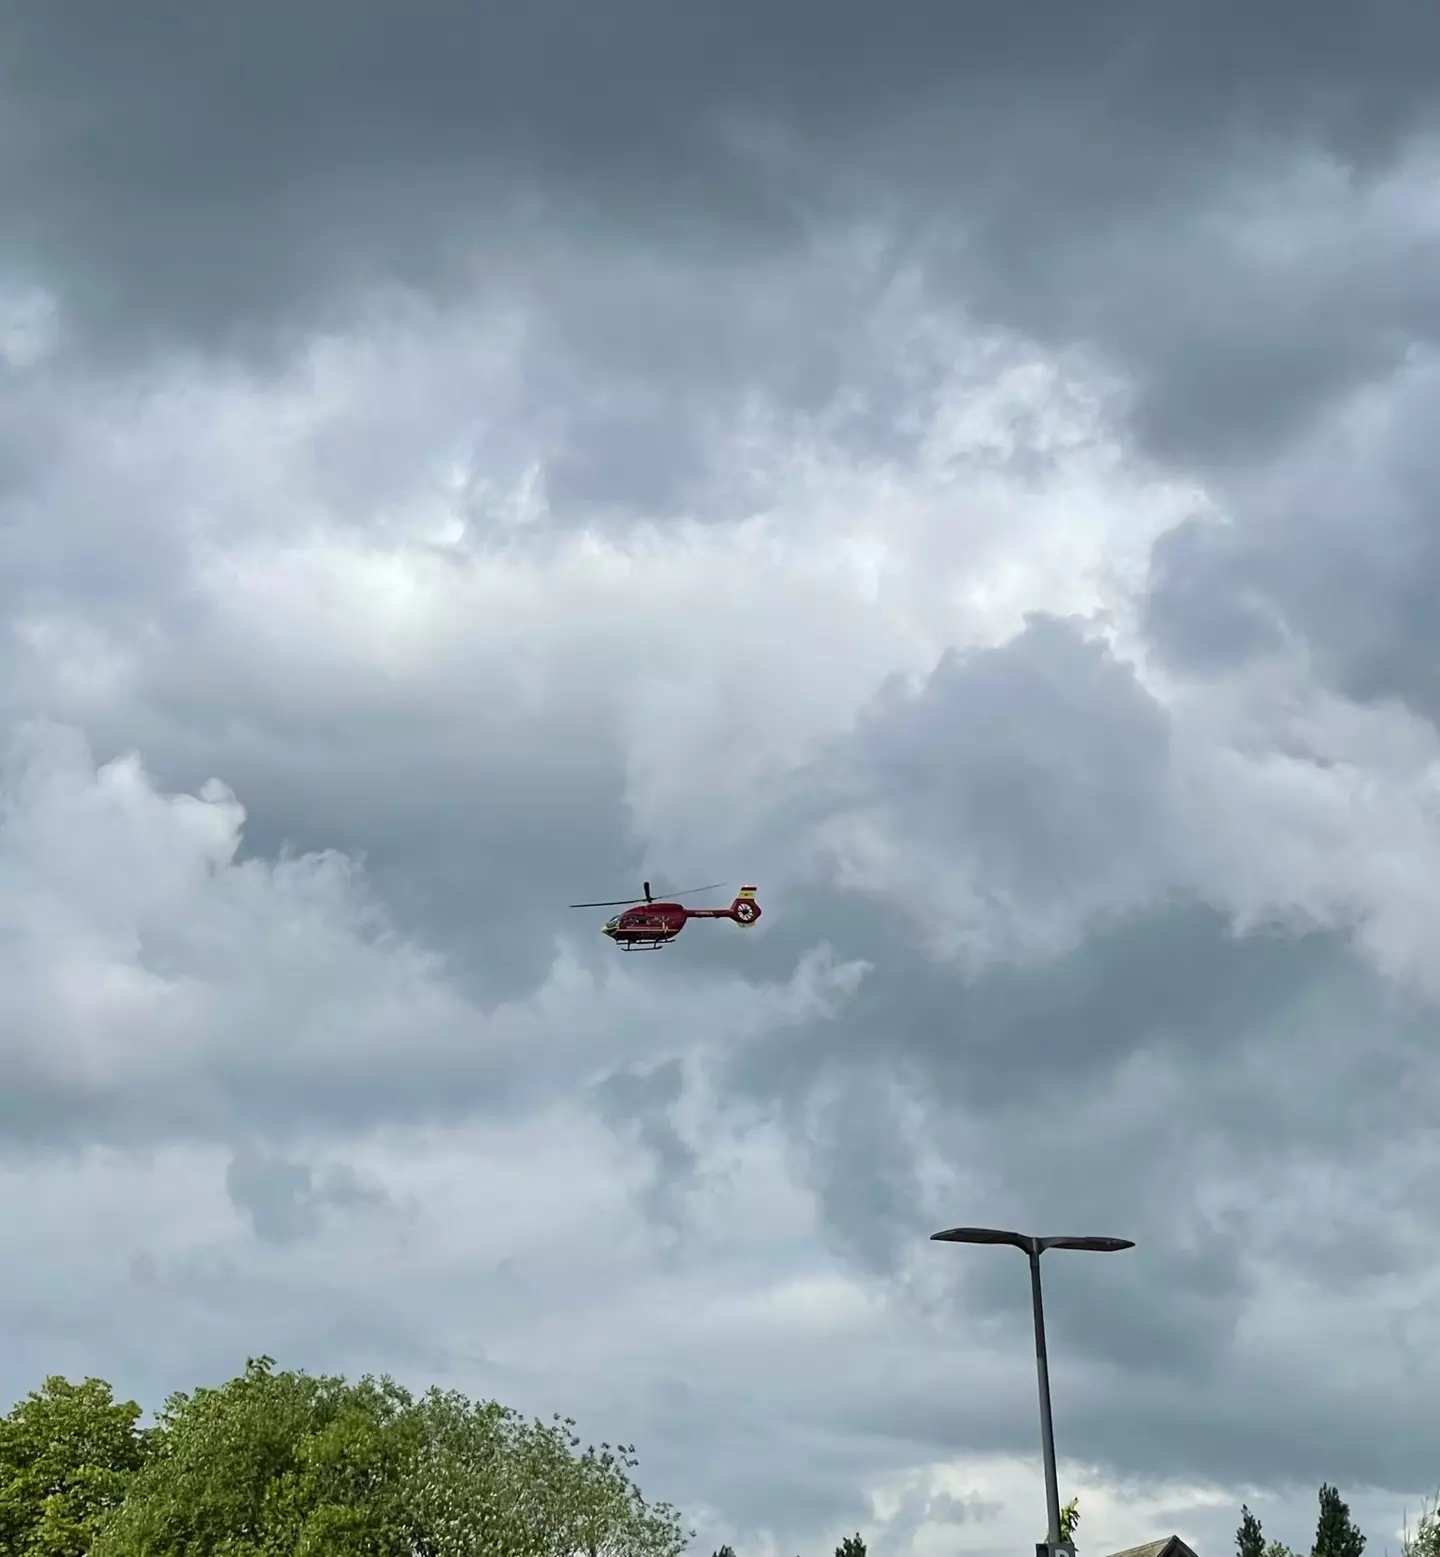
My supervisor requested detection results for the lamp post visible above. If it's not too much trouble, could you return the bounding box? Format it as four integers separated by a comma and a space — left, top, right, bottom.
930, 1226, 1135, 1557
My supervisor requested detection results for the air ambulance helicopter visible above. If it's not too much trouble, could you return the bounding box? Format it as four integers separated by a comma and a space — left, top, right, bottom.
569, 881, 761, 951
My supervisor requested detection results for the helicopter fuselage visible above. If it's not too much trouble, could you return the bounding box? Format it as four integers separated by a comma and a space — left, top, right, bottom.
597, 887, 761, 950
602, 902, 688, 949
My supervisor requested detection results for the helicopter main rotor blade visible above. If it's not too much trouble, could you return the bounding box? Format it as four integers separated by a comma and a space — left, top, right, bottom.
568, 880, 726, 909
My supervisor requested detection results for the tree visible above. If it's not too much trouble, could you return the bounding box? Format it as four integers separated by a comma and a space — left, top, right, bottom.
405, 1389, 688, 1557
91, 1355, 419, 1556
1238, 1505, 1266, 1557
1313, 1484, 1366, 1557
0, 1375, 149, 1557
711, 1548, 737, 1557
1060, 1498, 1080, 1545
1402, 1494, 1440, 1557
91, 1357, 688, 1557
836, 1537, 867, 1557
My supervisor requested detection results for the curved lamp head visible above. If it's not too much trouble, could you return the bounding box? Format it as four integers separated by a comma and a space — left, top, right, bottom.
1038, 1236, 1134, 1253
930, 1227, 1135, 1254
931, 1226, 1032, 1251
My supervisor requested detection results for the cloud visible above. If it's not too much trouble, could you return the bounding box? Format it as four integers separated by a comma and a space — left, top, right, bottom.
9, 9, 1440, 1555
0, 286, 1199, 1015
7, 297, 1440, 1545
224, 1147, 388, 1245
1145, 349, 1440, 716
796, 615, 1177, 967
7, 0, 1437, 489
0, 721, 861, 1154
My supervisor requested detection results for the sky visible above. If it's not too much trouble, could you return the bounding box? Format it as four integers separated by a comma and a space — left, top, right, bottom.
3, 3, 1440, 1554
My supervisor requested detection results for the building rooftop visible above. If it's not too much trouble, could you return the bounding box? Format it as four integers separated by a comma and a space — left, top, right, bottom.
1103, 1536, 1200, 1557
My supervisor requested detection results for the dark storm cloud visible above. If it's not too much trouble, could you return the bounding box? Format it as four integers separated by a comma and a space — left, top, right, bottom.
800, 1063, 927, 1274
1145, 359, 1440, 725
220, 725, 639, 1008
1077, 1334, 1440, 1494
842, 614, 1173, 913
12, 637, 640, 1007
7, 0, 1438, 480
726, 909, 1440, 1488
642, 1391, 881, 1549
761, 904, 1338, 1110
1143, 515, 1292, 673
592, 1058, 698, 1227
723, 900, 1351, 1242
698, 615, 1440, 1489
931, 130, 1440, 468
694, 613, 1188, 991
225, 1146, 387, 1244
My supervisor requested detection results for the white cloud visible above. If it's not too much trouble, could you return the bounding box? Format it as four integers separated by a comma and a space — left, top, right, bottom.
7, 162, 1440, 1555
1162, 659, 1440, 1000
2, 285, 1208, 971
0, 720, 864, 1148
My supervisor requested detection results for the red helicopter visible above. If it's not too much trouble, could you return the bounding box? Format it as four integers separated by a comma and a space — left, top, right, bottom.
569, 881, 762, 951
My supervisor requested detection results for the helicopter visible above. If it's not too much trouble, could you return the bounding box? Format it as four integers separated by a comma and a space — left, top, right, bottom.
569, 881, 762, 951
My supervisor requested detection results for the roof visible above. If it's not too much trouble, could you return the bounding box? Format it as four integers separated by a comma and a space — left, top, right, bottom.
1103, 1538, 1200, 1557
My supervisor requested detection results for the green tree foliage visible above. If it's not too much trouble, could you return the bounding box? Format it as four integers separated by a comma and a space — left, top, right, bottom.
1059, 1498, 1080, 1544
711, 1547, 738, 1557
1232, 1486, 1368, 1557
91, 1356, 418, 1556
1237, 1506, 1266, 1557
835, 1536, 866, 1557
405, 1388, 688, 1557
0, 1376, 149, 1557
88, 1356, 687, 1557
1402, 1494, 1440, 1557
1313, 1484, 1366, 1557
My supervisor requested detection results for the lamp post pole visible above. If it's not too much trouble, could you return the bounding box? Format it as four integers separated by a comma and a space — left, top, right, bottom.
930, 1226, 1135, 1557
1027, 1240, 1063, 1549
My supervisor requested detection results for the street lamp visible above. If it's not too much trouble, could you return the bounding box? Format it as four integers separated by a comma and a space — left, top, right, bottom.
930, 1226, 1135, 1557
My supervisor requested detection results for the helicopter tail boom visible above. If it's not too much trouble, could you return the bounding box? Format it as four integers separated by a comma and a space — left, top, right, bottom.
684, 886, 761, 923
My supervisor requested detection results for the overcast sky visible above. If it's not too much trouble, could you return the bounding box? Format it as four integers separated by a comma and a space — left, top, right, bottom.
4, 3, 1440, 1554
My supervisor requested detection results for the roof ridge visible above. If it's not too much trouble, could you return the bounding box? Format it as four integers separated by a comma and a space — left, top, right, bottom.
1102, 1535, 1198, 1557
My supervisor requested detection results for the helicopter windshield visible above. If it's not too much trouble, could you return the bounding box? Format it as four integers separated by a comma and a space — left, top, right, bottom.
604, 915, 621, 930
